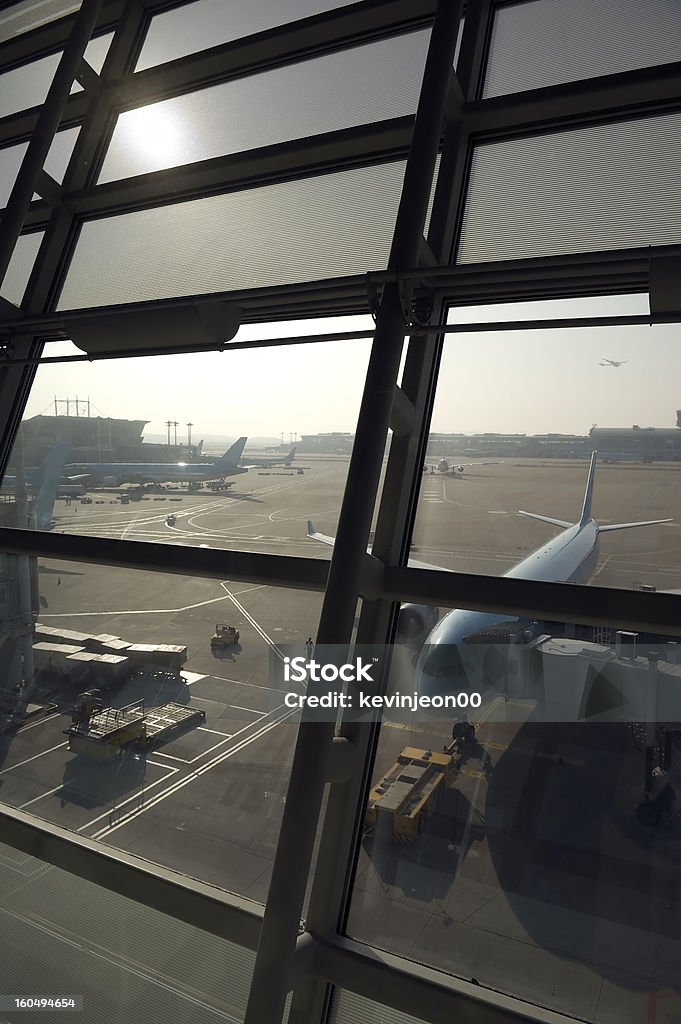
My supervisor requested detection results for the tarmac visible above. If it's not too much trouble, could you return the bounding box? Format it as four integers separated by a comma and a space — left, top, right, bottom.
1, 456, 680, 1022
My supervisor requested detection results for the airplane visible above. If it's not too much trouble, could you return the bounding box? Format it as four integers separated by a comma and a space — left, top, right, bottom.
240, 446, 297, 469
599, 358, 627, 367
65, 436, 249, 487
428, 458, 503, 476
307, 452, 673, 681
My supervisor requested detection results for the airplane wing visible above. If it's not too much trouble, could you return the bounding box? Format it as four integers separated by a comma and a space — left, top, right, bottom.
306, 520, 451, 572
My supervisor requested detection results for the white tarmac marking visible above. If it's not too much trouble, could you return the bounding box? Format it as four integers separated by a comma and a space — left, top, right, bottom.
1, 742, 68, 773
20, 785, 62, 808
198, 727, 235, 737
16, 712, 61, 732
76, 764, 179, 833
227, 706, 265, 717
219, 582, 285, 661
40, 584, 266, 619
91, 703, 296, 839
149, 752, 189, 764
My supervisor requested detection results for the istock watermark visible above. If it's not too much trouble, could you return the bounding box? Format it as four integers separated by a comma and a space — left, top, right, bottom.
268, 645, 484, 723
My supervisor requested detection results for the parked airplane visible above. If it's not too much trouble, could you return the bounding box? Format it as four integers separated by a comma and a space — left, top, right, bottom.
307, 452, 673, 674
241, 446, 296, 469
66, 436, 248, 486
599, 358, 627, 367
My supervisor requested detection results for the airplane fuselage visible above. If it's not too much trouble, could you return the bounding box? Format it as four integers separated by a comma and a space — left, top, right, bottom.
66, 462, 247, 485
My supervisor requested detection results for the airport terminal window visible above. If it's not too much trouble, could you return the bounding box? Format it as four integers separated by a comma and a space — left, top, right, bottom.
457, 111, 681, 264
0, 836, 258, 1024
0, 550, 321, 902
98, 31, 430, 183
414, 299, 679, 596
483, 0, 681, 98
345, 623, 681, 1022
1, 324, 372, 557
58, 161, 407, 308
134, 0, 359, 72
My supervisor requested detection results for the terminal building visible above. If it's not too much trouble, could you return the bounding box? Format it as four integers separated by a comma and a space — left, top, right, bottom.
0, 4, 680, 1024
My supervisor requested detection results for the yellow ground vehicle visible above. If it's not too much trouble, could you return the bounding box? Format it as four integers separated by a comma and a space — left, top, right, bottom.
364, 747, 456, 841
211, 623, 240, 648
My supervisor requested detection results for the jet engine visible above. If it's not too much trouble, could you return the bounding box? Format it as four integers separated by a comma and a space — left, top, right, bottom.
396, 603, 439, 644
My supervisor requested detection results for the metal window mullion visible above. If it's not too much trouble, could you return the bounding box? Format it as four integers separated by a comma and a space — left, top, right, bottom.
0, 0, 108, 479
242, 4, 461, 1023
0, 0, 106, 289
0, 803, 263, 950
287, 6, 493, 1024
315, 934, 577, 1024
56, 116, 416, 220
0, 0, 150, 482
0, 526, 329, 592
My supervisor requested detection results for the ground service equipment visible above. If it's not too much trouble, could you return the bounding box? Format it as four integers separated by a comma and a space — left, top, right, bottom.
211, 624, 240, 648
364, 747, 456, 841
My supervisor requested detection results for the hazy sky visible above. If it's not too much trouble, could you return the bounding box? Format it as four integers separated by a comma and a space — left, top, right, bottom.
21, 294, 681, 441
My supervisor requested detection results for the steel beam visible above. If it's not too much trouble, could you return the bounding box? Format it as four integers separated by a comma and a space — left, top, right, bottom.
316, 935, 578, 1024
0, 527, 329, 591
243, 5, 461, 1022
0, 804, 263, 950
289, 6, 493, 1022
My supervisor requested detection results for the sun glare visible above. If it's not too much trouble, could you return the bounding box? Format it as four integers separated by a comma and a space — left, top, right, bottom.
124, 105, 182, 166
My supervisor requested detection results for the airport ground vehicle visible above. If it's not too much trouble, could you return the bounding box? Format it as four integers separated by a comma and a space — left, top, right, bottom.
166, 514, 176, 525
210, 623, 240, 648
364, 747, 456, 840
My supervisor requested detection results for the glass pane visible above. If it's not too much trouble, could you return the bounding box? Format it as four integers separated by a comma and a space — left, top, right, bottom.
457, 112, 681, 263
0, 549, 320, 901
346, 622, 681, 1022
99, 31, 429, 183
58, 161, 406, 308
484, 0, 681, 98
0, 1, 81, 45
0, 34, 112, 118
2, 321, 372, 555
0, 230, 43, 305
412, 297, 679, 595
0, 127, 80, 208
0, 835, 257, 1022
136, 0, 359, 72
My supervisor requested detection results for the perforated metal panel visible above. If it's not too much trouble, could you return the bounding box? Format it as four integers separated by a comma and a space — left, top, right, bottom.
0, 0, 81, 45
0, 32, 112, 118
100, 31, 429, 183
484, 0, 681, 97
136, 0, 359, 72
59, 162, 407, 309
330, 989, 428, 1024
457, 113, 681, 264
0, 231, 43, 306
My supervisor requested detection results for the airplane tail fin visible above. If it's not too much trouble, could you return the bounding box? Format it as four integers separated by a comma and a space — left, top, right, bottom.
196, 440, 204, 457
216, 436, 247, 468
520, 450, 672, 534
287, 447, 296, 463
578, 450, 598, 526
33, 442, 69, 530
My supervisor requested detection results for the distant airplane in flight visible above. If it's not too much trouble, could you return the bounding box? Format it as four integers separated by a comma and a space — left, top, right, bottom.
599, 358, 627, 367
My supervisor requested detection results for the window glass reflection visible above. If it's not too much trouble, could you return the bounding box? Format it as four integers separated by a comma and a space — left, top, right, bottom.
0, 549, 322, 902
